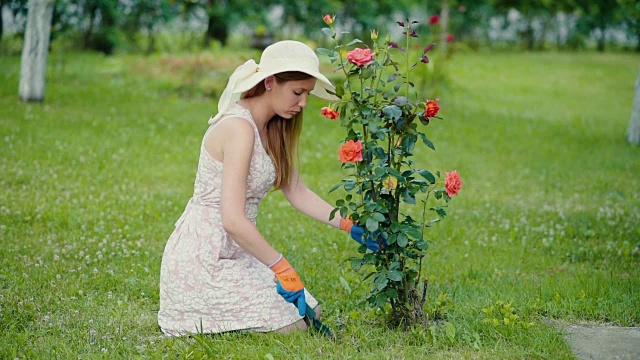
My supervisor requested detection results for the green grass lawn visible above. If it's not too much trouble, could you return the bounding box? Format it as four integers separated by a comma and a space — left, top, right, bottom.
1, 49, 639, 359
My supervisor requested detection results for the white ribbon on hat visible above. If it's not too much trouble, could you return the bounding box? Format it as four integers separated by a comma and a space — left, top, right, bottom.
209, 59, 259, 124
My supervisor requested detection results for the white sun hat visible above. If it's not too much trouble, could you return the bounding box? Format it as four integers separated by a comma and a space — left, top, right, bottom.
210, 40, 338, 123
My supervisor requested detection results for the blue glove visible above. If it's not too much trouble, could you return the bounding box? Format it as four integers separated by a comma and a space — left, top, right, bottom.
350, 224, 384, 251
276, 281, 306, 316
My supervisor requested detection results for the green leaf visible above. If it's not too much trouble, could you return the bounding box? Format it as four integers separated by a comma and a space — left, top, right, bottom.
383, 105, 402, 120
374, 275, 389, 291
366, 217, 379, 232
394, 96, 409, 106
316, 47, 334, 56
388, 168, 403, 178
344, 181, 357, 191
375, 294, 388, 307
336, 199, 345, 206
401, 135, 417, 154
445, 322, 456, 342
339, 276, 352, 294
432, 206, 447, 217
321, 28, 333, 37
335, 84, 345, 98
418, 133, 436, 150
418, 170, 436, 184
351, 258, 363, 271
346, 39, 363, 46
329, 207, 340, 221
328, 181, 343, 193
361, 66, 374, 80
402, 188, 416, 204
385, 288, 398, 298
397, 234, 409, 247
371, 212, 386, 222
387, 270, 403, 281
388, 73, 400, 82
406, 227, 422, 239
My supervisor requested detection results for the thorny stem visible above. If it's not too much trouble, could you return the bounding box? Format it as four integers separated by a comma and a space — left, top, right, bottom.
331, 27, 351, 93
405, 23, 411, 99
420, 278, 429, 310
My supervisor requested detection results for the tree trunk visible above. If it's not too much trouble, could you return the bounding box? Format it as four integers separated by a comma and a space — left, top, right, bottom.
204, 2, 227, 48
635, 24, 640, 52
597, 27, 606, 52
523, 20, 534, 51
83, 5, 97, 50
0, 0, 5, 42
628, 69, 640, 145
19, 0, 54, 102
439, 0, 449, 53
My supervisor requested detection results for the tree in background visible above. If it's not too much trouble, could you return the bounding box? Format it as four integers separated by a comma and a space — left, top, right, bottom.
570, 0, 619, 52
19, 0, 54, 102
629, 69, 640, 145
122, 0, 176, 54
175, 0, 270, 48
52, 0, 118, 54
618, 0, 640, 51
0, 0, 27, 42
491, 0, 557, 50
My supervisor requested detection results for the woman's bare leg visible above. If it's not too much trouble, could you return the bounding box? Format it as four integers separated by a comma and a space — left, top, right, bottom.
274, 306, 321, 334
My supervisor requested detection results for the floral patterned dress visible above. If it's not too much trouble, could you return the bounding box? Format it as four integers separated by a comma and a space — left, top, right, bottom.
158, 103, 317, 335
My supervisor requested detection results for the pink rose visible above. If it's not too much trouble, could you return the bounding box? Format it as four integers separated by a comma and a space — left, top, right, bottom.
445, 170, 462, 197
429, 15, 440, 24
323, 15, 334, 26
446, 34, 455, 42
347, 48, 375, 67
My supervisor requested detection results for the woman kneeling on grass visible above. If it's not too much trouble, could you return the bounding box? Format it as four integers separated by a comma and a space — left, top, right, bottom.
158, 40, 376, 335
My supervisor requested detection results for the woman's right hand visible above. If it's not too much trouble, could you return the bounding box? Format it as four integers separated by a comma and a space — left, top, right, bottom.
270, 255, 306, 316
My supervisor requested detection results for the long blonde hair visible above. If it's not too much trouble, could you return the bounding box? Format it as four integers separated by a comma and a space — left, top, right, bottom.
242, 72, 312, 189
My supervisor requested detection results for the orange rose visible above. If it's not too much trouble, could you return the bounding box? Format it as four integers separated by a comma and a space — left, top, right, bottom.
425, 99, 440, 118
321, 106, 339, 120
445, 170, 462, 197
347, 48, 375, 67
323, 15, 334, 26
339, 140, 363, 163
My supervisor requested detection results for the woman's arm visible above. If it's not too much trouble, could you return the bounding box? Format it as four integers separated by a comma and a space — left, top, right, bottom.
206, 117, 280, 266
281, 170, 341, 228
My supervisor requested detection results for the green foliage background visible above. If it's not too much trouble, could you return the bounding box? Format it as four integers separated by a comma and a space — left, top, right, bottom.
1, 49, 638, 358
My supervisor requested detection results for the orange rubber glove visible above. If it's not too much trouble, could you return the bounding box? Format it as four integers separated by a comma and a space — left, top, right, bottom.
340, 216, 384, 251
270, 255, 304, 292
269, 255, 306, 315
339, 216, 354, 233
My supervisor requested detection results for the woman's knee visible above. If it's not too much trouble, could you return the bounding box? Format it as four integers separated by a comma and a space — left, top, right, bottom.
274, 305, 321, 334
274, 318, 307, 334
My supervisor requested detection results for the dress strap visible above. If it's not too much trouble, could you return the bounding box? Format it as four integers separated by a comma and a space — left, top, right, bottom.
204, 103, 257, 141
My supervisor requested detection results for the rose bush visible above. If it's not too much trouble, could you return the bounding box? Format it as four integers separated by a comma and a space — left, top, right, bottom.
319, 16, 461, 326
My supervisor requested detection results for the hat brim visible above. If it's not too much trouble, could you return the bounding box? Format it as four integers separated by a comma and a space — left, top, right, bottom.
236, 69, 339, 101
